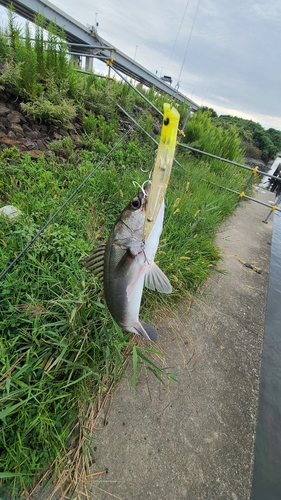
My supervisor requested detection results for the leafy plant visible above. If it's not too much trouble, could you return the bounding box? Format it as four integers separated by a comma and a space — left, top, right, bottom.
183, 109, 244, 173
20, 81, 77, 124
82, 112, 118, 143
47, 136, 78, 162
0, 60, 22, 91
0, 6, 260, 499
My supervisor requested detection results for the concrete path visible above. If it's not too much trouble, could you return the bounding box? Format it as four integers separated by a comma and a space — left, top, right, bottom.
89, 187, 275, 500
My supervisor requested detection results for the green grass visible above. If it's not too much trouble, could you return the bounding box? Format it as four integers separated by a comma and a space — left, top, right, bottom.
0, 8, 252, 499
0, 139, 249, 498
0, 126, 252, 496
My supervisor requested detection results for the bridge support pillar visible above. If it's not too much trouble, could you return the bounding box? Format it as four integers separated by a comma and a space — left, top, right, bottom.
85, 56, 94, 72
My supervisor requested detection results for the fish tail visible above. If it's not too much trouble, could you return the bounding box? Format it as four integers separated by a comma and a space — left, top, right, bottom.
134, 321, 158, 342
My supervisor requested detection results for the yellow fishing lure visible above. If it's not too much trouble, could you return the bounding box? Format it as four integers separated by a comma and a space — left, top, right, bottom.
143, 103, 180, 241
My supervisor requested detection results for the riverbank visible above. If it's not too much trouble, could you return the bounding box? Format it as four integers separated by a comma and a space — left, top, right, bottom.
88, 187, 275, 500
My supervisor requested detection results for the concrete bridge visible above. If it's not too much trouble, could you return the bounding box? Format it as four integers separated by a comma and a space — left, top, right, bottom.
0, 0, 199, 111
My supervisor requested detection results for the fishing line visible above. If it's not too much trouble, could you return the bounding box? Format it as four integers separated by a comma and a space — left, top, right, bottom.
0, 126, 134, 281
167, 0, 191, 69
176, 0, 201, 88
113, 67, 164, 118
117, 104, 187, 172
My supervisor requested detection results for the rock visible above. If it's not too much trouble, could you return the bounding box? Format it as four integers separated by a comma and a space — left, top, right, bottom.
0, 116, 9, 128
0, 104, 10, 116
36, 139, 46, 151
39, 124, 48, 133
58, 128, 70, 137
0, 205, 22, 219
0, 122, 7, 133
48, 124, 58, 133
22, 124, 33, 134
7, 111, 25, 124
152, 121, 161, 134
20, 138, 36, 149
0, 137, 21, 148
27, 149, 44, 158
132, 105, 144, 116
29, 130, 39, 139
244, 157, 267, 171
7, 130, 17, 139
2, 101, 13, 110
53, 132, 62, 140
10, 123, 24, 137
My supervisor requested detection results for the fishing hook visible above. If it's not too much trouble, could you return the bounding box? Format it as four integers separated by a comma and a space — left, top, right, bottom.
132, 180, 151, 198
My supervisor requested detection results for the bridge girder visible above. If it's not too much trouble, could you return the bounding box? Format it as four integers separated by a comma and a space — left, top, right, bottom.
0, 0, 199, 110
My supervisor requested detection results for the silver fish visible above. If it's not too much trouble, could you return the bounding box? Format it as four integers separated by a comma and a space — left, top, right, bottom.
83, 183, 172, 341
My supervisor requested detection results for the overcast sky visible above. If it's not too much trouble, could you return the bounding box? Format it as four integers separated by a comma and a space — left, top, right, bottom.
1, 0, 280, 131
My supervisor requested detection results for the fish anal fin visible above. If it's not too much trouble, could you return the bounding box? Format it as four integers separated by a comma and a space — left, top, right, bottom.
144, 263, 172, 293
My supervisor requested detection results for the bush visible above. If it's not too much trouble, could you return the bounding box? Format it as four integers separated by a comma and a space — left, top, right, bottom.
0, 60, 22, 92
21, 78, 77, 124
183, 110, 244, 173
82, 112, 118, 143
241, 141, 262, 159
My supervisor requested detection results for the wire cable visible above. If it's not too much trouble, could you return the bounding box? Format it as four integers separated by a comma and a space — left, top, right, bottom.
204, 180, 281, 212
178, 143, 281, 181
112, 67, 164, 117
117, 104, 186, 171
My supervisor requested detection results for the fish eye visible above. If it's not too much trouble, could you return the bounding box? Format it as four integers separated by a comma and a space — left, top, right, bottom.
131, 197, 141, 210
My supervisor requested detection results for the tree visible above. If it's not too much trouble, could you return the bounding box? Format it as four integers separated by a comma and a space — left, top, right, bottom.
266, 128, 281, 151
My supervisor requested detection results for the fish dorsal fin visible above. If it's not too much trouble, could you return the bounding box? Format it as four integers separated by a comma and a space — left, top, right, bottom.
144, 263, 172, 294
81, 243, 106, 278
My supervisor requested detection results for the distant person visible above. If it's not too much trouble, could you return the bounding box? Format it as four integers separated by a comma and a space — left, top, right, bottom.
268, 163, 281, 196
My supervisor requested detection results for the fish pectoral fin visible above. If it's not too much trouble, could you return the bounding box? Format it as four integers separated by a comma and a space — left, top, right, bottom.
81, 244, 106, 277
144, 263, 172, 294
114, 249, 135, 278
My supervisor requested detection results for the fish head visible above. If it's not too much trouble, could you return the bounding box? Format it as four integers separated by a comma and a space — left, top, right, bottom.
114, 182, 151, 252
121, 182, 151, 228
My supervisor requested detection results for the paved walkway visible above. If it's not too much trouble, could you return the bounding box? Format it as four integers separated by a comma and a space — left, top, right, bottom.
89, 187, 275, 500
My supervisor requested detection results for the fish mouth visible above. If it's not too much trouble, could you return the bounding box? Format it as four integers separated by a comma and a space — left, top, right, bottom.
143, 180, 151, 196
143, 181, 151, 210
132, 180, 151, 211
142, 180, 151, 201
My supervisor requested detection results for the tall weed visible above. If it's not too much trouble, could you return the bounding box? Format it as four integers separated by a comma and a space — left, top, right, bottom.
82, 112, 118, 143
183, 110, 244, 174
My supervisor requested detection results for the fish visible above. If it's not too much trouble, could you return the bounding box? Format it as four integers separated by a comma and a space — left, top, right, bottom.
83, 182, 172, 341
